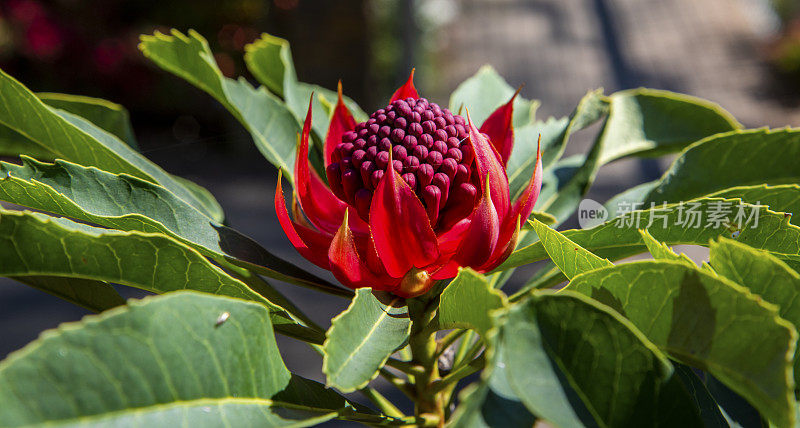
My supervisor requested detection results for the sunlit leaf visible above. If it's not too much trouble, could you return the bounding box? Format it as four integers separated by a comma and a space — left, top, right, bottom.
0, 292, 384, 427
0, 210, 322, 343
598, 88, 740, 164
501, 198, 800, 271
710, 237, 800, 384
438, 268, 506, 336
323, 289, 411, 392
139, 29, 300, 181
528, 218, 612, 279
0, 68, 218, 220
0, 157, 339, 294
448, 65, 539, 128
244, 32, 367, 140
567, 261, 797, 427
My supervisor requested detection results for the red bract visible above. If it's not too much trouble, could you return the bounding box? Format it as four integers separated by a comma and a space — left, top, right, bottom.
275, 72, 542, 298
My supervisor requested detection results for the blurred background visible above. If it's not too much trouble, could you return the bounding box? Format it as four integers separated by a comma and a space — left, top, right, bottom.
1, 0, 799, 420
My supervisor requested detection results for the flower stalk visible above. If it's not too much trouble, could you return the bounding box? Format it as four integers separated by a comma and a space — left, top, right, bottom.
407, 293, 446, 424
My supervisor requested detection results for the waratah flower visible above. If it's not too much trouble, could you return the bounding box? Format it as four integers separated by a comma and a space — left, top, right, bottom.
275, 71, 542, 298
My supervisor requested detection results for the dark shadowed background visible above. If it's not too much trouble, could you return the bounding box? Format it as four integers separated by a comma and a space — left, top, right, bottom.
1, 0, 799, 422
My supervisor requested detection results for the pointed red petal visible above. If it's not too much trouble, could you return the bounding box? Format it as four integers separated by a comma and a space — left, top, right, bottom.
324, 81, 357, 167
291, 196, 314, 229
294, 96, 350, 234
274, 173, 332, 269
370, 150, 439, 278
511, 135, 543, 222
437, 217, 471, 257
389, 68, 419, 103
329, 209, 390, 289
485, 139, 540, 270
467, 111, 511, 222
479, 215, 521, 272
453, 177, 500, 268
479, 88, 519, 166
361, 232, 390, 277
431, 260, 460, 280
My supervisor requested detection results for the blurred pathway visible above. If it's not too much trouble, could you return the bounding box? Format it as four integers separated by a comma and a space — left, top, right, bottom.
437, 0, 790, 127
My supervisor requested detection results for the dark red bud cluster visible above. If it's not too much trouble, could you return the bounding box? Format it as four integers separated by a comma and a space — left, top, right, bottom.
326, 97, 483, 229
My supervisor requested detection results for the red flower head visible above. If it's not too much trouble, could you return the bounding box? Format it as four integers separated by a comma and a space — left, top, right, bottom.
276, 71, 542, 298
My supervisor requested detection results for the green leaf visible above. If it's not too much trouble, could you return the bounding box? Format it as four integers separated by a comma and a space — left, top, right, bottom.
608, 183, 800, 226
139, 29, 300, 181
0, 157, 338, 294
506, 117, 566, 199
448, 65, 539, 128
37, 92, 139, 149
530, 210, 557, 226
0, 67, 218, 220
507, 89, 608, 200
506, 89, 738, 237
708, 184, 800, 226
0, 292, 376, 427
13, 401, 337, 427
0, 125, 56, 159
535, 89, 739, 258
448, 347, 536, 428
598, 88, 740, 164
323, 288, 411, 392
508, 117, 565, 180
244, 33, 367, 140
494, 118, 608, 290
500, 197, 800, 271
514, 90, 610, 226
0, 90, 224, 224
566, 260, 797, 428
530, 89, 738, 226
7, 276, 125, 313
638, 228, 696, 267
498, 290, 704, 427
528, 218, 612, 279
672, 363, 730, 428
710, 237, 800, 385
536, 151, 601, 225
0, 210, 321, 343
644, 128, 800, 205
438, 268, 506, 336
243, 33, 292, 97
0, 92, 139, 160
605, 180, 659, 218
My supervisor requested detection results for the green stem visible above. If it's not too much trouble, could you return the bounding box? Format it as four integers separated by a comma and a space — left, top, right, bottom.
359, 386, 405, 419
407, 295, 446, 424
398, 345, 413, 362
452, 330, 477, 368
435, 329, 467, 358
457, 337, 484, 368
442, 331, 484, 410
379, 368, 415, 399
428, 354, 485, 395
385, 358, 425, 376
398, 414, 440, 427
